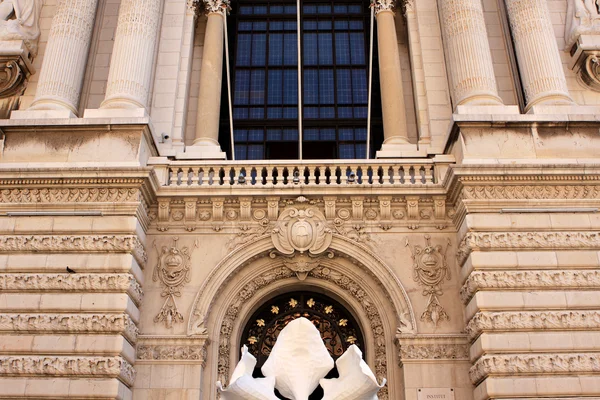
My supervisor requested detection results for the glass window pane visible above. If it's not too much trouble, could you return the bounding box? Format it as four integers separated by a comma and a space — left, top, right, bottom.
270, 5, 283, 13
352, 69, 367, 103
234, 70, 250, 105
234, 129, 248, 141
354, 106, 367, 118
268, 33, 283, 65
283, 33, 297, 65
248, 129, 264, 142
270, 21, 283, 30
236, 34, 251, 66
248, 144, 264, 160
348, 5, 362, 13
349, 21, 364, 29
318, 33, 333, 65
339, 128, 353, 140
349, 33, 365, 64
284, 21, 297, 30
320, 107, 335, 118
253, 21, 267, 31
305, 128, 319, 141
318, 20, 332, 30
337, 69, 352, 104
334, 20, 348, 30
304, 107, 318, 118
334, 5, 347, 13
250, 70, 265, 104
283, 129, 299, 140
355, 128, 367, 141
235, 145, 247, 160
284, 5, 296, 14
321, 128, 336, 140
249, 107, 265, 119
303, 4, 316, 13
319, 70, 334, 104
283, 70, 297, 105
338, 106, 353, 118
254, 5, 267, 14
251, 33, 267, 66
335, 32, 350, 64
304, 20, 317, 30
267, 129, 282, 140
233, 107, 248, 119
317, 4, 331, 13
239, 6, 253, 14
283, 107, 298, 118
304, 33, 318, 66
268, 70, 283, 104
304, 70, 318, 104
356, 144, 366, 158
339, 144, 355, 159
267, 107, 283, 118
239, 22, 252, 31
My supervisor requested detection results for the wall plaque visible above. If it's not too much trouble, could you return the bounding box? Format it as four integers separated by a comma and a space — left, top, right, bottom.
417, 388, 455, 400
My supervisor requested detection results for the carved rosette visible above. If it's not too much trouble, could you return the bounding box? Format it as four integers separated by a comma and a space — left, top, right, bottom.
153, 237, 197, 328
406, 235, 451, 327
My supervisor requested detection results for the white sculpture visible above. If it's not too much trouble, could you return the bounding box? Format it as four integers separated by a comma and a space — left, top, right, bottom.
566, 0, 600, 48
0, 0, 42, 54
217, 346, 279, 400
217, 317, 385, 400
320, 345, 386, 400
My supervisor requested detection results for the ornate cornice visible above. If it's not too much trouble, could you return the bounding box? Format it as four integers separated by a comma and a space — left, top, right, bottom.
457, 231, 600, 266
0, 273, 143, 306
470, 353, 600, 385
461, 270, 600, 303
0, 188, 141, 203
0, 235, 148, 268
137, 336, 209, 364
0, 313, 139, 343
462, 185, 600, 200
0, 355, 135, 386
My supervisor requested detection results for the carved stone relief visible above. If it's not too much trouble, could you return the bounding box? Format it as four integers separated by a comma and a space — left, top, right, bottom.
565, 0, 600, 91
137, 336, 208, 364
399, 344, 469, 360
406, 235, 451, 327
153, 237, 198, 328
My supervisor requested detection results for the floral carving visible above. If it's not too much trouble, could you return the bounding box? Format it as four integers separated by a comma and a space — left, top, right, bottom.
371, 0, 396, 14
0, 235, 147, 268
227, 219, 271, 251
400, 344, 469, 360
272, 207, 332, 256
0, 273, 143, 305
461, 270, 600, 303
137, 345, 207, 362
457, 231, 600, 267
0, 356, 135, 386
470, 353, 600, 385
153, 237, 197, 328
466, 310, 600, 340
202, 0, 230, 15
270, 250, 335, 280
463, 185, 600, 200
0, 313, 138, 343
406, 235, 451, 327
0, 188, 140, 203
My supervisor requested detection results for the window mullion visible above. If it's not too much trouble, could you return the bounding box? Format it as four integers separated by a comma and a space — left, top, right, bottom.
296, 0, 303, 160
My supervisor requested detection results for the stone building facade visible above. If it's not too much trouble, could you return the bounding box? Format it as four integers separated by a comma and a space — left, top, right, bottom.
0, 0, 599, 399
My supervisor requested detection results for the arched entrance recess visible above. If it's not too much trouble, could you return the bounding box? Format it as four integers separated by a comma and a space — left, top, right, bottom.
188, 234, 416, 400
242, 291, 365, 399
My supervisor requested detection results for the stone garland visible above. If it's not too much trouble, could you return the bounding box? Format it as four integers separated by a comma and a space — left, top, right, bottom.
0, 235, 148, 268
460, 270, 600, 304
466, 310, 600, 341
0, 313, 139, 343
216, 265, 391, 400
0, 355, 136, 387
400, 344, 469, 360
0, 273, 143, 306
0, 188, 141, 203
456, 231, 600, 267
462, 185, 600, 200
470, 353, 600, 385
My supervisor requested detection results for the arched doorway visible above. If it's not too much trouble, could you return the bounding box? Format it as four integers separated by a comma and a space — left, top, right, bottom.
240, 291, 365, 399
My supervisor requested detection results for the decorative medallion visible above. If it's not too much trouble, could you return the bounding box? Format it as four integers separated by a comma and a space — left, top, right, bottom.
153, 237, 198, 328
271, 207, 332, 256
406, 235, 451, 327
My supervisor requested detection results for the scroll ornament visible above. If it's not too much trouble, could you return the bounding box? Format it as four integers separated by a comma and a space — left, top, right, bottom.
153, 237, 198, 328
406, 235, 451, 327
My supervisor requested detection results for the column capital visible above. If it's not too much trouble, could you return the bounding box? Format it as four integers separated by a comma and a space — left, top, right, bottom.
371, 0, 397, 15
202, 0, 230, 15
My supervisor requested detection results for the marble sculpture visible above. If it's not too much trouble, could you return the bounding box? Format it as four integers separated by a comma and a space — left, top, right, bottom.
217, 317, 385, 400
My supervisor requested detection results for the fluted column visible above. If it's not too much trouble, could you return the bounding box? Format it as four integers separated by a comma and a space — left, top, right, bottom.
28, 0, 98, 115
181, 0, 226, 159
99, 0, 162, 110
505, 0, 573, 111
440, 0, 503, 106
374, 1, 409, 146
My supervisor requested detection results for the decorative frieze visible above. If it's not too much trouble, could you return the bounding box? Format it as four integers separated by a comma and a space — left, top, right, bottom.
466, 310, 600, 341
0, 355, 135, 387
0, 235, 147, 268
0, 188, 141, 203
0, 273, 143, 305
470, 353, 600, 385
0, 313, 139, 343
153, 237, 197, 328
136, 336, 208, 364
462, 185, 600, 200
400, 344, 469, 361
461, 270, 600, 303
457, 231, 600, 267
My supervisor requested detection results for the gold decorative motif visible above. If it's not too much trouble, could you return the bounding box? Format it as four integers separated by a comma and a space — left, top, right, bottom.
289, 298, 298, 308
346, 336, 357, 344
256, 319, 265, 327
248, 336, 258, 344
406, 235, 451, 327
339, 319, 348, 326
307, 298, 316, 308
153, 237, 197, 328
325, 305, 334, 314
271, 306, 279, 314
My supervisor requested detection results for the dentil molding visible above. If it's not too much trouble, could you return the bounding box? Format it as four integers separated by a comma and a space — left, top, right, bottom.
0, 313, 139, 343
0, 355, 135, 387
0, 273, 143, 305
470, 353, 600, 385
461, 270, 600, 303
466, 310, 600, 341
457, 231, 600, 266
0, 235, 148, 268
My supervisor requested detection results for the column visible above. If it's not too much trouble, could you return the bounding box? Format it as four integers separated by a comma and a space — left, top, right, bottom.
26, 0, 99, 117
373, 1, 419, 158
505, 0, 573, 111
440, 0, 503, 107
97, 0, 163, 113
181, 0, 226, 159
